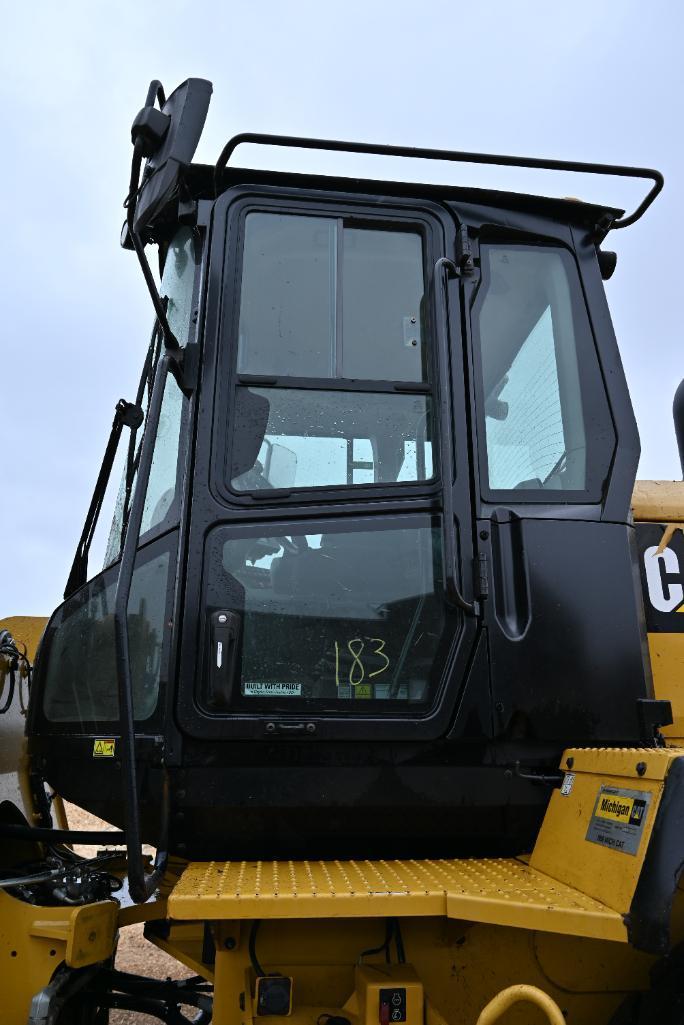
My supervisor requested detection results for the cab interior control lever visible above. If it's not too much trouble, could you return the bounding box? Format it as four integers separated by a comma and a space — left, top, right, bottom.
207, 610, 240, 709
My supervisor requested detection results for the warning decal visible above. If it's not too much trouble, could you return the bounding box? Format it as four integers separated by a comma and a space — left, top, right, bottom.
93, 738, 116, 758
585, 785, 651, 856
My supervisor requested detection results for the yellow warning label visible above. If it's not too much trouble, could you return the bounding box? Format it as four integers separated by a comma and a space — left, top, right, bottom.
354, 684, 373, 699
586, 785, 650, 855
595, 794, 644, 825
93, 739, 116, 758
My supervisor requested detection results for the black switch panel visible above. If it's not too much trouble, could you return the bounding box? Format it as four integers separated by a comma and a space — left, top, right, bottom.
380, 988, 407, 1023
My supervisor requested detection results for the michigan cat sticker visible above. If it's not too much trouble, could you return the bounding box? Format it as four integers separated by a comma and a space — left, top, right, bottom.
586, 785, 651, 855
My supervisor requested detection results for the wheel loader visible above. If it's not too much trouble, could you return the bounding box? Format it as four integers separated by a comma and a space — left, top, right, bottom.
2, 76, 684, 1023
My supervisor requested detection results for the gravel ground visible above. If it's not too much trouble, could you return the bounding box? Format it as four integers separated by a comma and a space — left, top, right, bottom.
64, 803, 197, 1025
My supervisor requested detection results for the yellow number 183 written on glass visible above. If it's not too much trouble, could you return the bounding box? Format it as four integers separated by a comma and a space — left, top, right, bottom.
334, 638, 390, 687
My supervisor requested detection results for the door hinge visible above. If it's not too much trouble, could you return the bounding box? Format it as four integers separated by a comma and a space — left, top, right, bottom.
475, 552, 489, 601
456, 224, 474, 275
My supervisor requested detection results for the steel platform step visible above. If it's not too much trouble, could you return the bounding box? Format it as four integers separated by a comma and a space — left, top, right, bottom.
167, 857, 626, 943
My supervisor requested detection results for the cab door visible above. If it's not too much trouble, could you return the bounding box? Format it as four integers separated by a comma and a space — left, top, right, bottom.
177, 188, 480, 741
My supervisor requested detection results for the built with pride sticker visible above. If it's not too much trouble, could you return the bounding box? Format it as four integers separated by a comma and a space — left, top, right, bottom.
243, 682, 302, 697
585, 785, 651, 855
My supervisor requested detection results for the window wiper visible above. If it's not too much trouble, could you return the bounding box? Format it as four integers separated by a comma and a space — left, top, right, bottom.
64, 399, 144, 599
542, 450, 567, 486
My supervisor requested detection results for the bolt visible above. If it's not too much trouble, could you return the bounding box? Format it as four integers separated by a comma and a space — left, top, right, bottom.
495, 702, 504, 713
219, 614, 227, 624
224, 937, 236, 950
410, 317, 416, 324
266, 722, 276, 733
88, 931, 97, 943
636, 761, 647, 777
479, 530, 489, 541
306, 723, 316, 733
566, 757, 574, 769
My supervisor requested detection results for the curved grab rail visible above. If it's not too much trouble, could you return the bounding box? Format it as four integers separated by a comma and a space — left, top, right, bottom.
476, 984, 565, 1025
215, 132, 663, 233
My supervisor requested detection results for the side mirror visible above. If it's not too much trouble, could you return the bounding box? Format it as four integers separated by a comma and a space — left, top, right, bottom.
133, 78, 213, 238
674, 379, 684, 478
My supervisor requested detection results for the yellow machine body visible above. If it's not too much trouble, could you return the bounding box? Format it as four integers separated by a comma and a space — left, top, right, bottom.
632, 479, 684, 742
5, 487, 684, 1023
7, 506, 684, 1022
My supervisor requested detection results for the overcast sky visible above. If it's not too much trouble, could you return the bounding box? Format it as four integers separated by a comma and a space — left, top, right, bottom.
1, 0, 682, 617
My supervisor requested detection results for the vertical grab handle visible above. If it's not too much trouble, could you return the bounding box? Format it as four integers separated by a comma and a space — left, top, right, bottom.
113, 351, 170, 904
207, 610, 240, 709
432, 257, 479, 617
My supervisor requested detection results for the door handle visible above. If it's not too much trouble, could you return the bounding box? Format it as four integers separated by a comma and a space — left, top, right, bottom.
207, 609, 240, 709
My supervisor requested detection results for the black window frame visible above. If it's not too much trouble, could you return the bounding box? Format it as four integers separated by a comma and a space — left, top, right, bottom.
469, 237, 617, 507
196, 511, 460, 718
213, 193, 445, 508
174, 185, 479, 743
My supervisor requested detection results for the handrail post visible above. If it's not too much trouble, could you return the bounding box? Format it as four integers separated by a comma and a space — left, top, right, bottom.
113, 353, 170, 903
432, 257, 478, 617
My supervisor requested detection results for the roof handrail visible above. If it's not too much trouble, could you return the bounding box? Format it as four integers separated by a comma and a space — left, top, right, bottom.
215, 132, 663, 236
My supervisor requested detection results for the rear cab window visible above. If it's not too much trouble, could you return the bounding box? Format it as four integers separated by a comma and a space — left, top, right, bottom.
473, 243, 615, 502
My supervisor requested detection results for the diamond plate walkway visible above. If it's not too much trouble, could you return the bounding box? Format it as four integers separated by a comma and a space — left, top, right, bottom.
167, 857, 626, 942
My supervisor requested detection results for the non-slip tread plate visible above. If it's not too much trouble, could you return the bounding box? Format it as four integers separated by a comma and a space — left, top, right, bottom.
168, 857, 626, 942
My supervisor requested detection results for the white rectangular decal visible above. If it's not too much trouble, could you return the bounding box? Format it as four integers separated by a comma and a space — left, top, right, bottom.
243, 681, 302, 697
560, 772, 575, 796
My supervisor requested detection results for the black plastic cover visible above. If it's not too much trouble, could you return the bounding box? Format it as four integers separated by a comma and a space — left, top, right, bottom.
134, 78, 212, 237
674, 379, 684, 477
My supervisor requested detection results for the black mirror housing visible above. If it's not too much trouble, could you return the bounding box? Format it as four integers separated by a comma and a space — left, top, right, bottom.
133, 77, 212, 238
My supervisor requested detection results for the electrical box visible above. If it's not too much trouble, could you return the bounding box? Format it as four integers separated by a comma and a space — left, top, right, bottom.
354, 964, 423, 1025
255, 975, 294, 1016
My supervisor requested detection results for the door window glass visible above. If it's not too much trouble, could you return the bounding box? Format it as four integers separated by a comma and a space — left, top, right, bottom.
230, 211, 433, 495
162, 227, 199, 346
41, 546, 172, 723
140, 372, 185, 534
342, 227, 426, 380
475, 245, 614, 495
231, 388, 433, 491
237, 213, 427, 382
238, 214, 336, 378
202, 518, 453, 710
